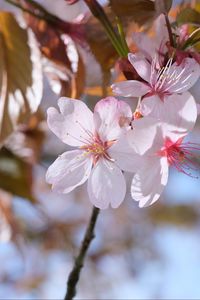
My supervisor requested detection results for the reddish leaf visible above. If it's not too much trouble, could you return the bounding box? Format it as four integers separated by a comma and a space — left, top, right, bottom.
0, 12, 43, 145
109, 0, 156, 25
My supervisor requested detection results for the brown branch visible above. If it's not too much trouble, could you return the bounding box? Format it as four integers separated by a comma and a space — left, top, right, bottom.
64, 206, 100, 300
164, 14, 175, 47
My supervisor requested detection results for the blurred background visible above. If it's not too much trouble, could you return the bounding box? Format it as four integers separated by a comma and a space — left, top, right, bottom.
0, 0, 200, 299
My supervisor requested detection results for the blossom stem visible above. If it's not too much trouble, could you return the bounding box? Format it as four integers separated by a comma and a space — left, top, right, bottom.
64, 206, 100, 300
116, 16, 129, 55
84, 0, 128, 57
164, 14, 175, 47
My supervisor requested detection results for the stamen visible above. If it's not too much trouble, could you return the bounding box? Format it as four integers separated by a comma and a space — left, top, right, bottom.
80, 136, 115, 165
75, 120, 94, 140
157, 137, 200, 178
149, 56, 191, 98
65, 131, 92, 145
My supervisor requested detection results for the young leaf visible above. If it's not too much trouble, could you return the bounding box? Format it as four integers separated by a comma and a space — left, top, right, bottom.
24, 17, 72, 68
109, 0, 156, 25
0, 148, 35, 202
176, 8, 200, 25
0, 12, 43, 146
44, 49, 85, 98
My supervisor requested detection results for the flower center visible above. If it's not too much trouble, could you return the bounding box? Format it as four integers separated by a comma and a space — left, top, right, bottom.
84, 142, 106, 155
157, 137, 200, 178
80, 135, 115, 165
147, 56, 190, 100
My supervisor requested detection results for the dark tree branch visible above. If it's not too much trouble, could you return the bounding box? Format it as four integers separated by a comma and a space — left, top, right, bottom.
64, 206, 100, 300
165, 13, 175, 47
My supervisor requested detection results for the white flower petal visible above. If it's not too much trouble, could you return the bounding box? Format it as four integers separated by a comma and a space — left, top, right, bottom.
131, 157, 169, 207
47, 98, 94, 147
168, 58, 200, 93
128, 117, 162, 155
154, 15, 169, 53
108, 133, 140, 173
58, 97, 94, 130
46, 150, 93, 193
133, 32, 156, 60
111, 80, 150, 98
94, 97, 132, 142
140, 95, 163, 117
141, 93, 197, 137
128, 53, 152, 82
197, 103, 200, 116
163, 92, 197, 134
87, 159, 126, 209
190, 77, 200, 103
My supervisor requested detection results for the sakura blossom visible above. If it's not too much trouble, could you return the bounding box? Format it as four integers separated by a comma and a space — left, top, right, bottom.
126, 101, 198, 208
112, 53, 200, 120
125, 14, 200, 109
132, 15, 200, 66
46, 97, 138, 210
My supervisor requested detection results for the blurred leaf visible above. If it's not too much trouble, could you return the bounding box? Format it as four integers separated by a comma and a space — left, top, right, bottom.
109, 0, 156, 25
0, 191, 23, 244
0, 148, 35, 202
176, 7, 200, 25
24, 14, 72, 68
85, 2, 156, 90
44, 60, 72, 96
85, 13, 117, 73
24, 3, 85, 98
5, 111, 45, 164
155, 0, 172, 15
85, 11, 118, 93
85, 85, 112, 96
0, 12, 43, 146
44, 49, 85, 98
149, 204, 199, 226
71, 52, 85, 98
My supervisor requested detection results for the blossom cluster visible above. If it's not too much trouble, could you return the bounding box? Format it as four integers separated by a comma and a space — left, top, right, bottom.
46, 16, 200, 209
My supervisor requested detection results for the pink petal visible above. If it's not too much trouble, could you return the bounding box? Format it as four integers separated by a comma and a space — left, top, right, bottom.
128, 53, 152, 82
108, 133, 140, 173
163, 92, 197, 134
87, 159, 126, 209
154, 15, 169, 53
111, 80, 150, 98
128, 117, 162, 155
197, 103, 200, 115
141, 93, 197, 136
131, 157, 169, 207
94, 97, 132, 142
140, 95, 163, 117
46, 150, 93, 193
190, 77, 200, 103
47, 98, 94, 147
133, 32, 156, 60
168, 58, 200, 93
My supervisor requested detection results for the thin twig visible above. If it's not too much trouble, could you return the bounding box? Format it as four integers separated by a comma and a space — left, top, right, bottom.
64, 206, 100, 300
83, 0, 127, 57
164, 13, 175, 47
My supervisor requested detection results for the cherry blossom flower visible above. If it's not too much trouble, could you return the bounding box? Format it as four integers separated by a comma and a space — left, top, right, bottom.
132, 15, 198, 64
130, 14, 200, 106
126, 100, 198, 208
112, 53, 200, 120
46, 97, 138, 209
190, 78, 200, 105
